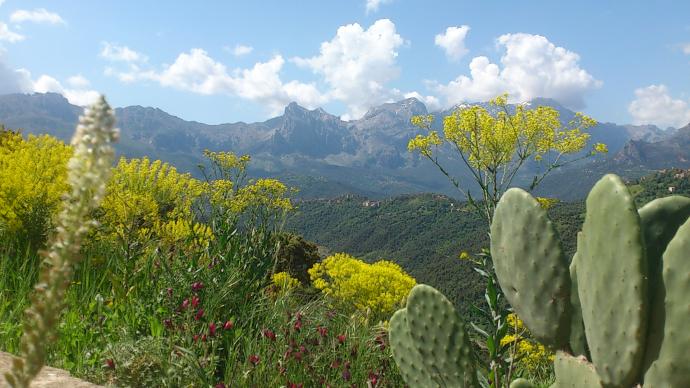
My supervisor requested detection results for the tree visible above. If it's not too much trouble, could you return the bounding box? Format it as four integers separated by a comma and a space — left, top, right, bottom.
408, 94, 606, 222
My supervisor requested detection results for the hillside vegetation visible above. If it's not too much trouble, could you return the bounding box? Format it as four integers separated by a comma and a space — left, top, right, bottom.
286, 169, 690, 315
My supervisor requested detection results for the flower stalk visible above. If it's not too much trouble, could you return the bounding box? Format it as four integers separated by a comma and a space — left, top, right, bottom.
5, 96, 118, 388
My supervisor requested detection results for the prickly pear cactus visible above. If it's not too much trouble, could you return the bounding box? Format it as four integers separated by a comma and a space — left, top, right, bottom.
389, 308, 436, 387
578, 174, 648, 386
389, 284, 476, 387
643, 216, 690, 386
489, 174, 690, 387
491, 188, 571, 349
509, 378, 535, 388
552, 351, 602, 388
567, 251, 588, 358
639, 196, 690, 386
389, 174, 690, 388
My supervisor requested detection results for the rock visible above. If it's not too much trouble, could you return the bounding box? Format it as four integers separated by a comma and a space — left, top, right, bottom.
0, 352, 101, 387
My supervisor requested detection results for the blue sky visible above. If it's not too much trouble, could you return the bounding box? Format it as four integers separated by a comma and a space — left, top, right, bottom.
1, 0, 690, 128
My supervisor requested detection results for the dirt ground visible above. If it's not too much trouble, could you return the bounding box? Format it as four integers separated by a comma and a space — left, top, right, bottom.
0, 352, 101, 387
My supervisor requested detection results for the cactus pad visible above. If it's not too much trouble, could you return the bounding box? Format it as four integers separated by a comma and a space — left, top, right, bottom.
509, 378, 534, 388
491, 187, 571, 349
579, 174, 648, 386
389, 308, 437, 387
553, 351, 603, 388
639, 195, 690, 381
643, 217, 690, 386
639, 196, 690, 270
568, 249, 588, 358
405, 284, 476, 387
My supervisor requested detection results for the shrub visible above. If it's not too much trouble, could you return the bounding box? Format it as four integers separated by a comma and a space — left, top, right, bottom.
0, 132, 72, 246
98, 157, 208, 256
275, 233, 320, 285
308, 253, 416, 318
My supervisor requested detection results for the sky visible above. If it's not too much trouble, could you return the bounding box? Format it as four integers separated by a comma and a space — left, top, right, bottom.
1, 0, 690, 128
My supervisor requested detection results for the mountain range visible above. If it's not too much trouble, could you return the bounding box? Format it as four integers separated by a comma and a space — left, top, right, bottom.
1, 92, 688, 200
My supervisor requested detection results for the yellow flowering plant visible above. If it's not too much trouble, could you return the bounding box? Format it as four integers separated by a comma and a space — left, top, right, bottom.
270, 271, 300, 295
308, 253, 416, 318
201, 150, 294, 232
535, 197, 559, 210
500, 313, 555, 382
98, 157, 210, 267
0, 131, 72, 246
409, 94, 604, 222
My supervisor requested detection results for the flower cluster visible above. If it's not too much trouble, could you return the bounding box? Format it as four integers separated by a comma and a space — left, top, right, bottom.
202, 150, 294, 229
99, 157, 209, 256
241, 307, 396, 387
408, 93, 600, 181
0, 132, 72, 239
308, 253, 416, 317
229, 178, 293, 215
271, 272, 300, 293
407, 131, 442, 157
535, 197, 559, 210
500, 313, 555, 377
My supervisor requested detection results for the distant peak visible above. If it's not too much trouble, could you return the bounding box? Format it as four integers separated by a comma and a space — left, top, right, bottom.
285, 101, 308, 113
528, 97, 569, 111
21, 92, 71, 104
363, 98, 428, 119
283, 102, 339, 120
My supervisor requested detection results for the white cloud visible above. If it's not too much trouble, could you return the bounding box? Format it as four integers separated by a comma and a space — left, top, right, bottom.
66, 74, 90, 89
435, 26, 470, 61
0, 58, 33, 94
433, 33, 601, 109
32, 74, 62, 92
231, 44, 253, 56
0, 22, 24, 43
32, 74, 100, 106
628, 84, 690, 129
293, 19, 405, 119
100, 42, 147, 63
682, 43, 690, 55
10, 8, 65, 25
434, 56, 506, 104
0, 54, 97, 105
112, 48, 327, 114
365, 0, 393, 14
106, 19, 436, 118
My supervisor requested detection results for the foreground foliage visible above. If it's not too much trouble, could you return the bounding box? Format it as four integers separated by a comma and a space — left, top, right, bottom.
0, 123, 406, 386
5, 97, 118, 387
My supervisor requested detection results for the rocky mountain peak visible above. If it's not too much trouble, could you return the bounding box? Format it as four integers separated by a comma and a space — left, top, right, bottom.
362, 97, 428, 120
284, 101, 309, 115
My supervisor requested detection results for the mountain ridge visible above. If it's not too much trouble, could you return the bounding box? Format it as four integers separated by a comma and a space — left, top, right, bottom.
2, 92, 688, 200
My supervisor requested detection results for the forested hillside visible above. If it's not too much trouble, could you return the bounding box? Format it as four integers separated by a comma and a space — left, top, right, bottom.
286, 169, 690, 315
